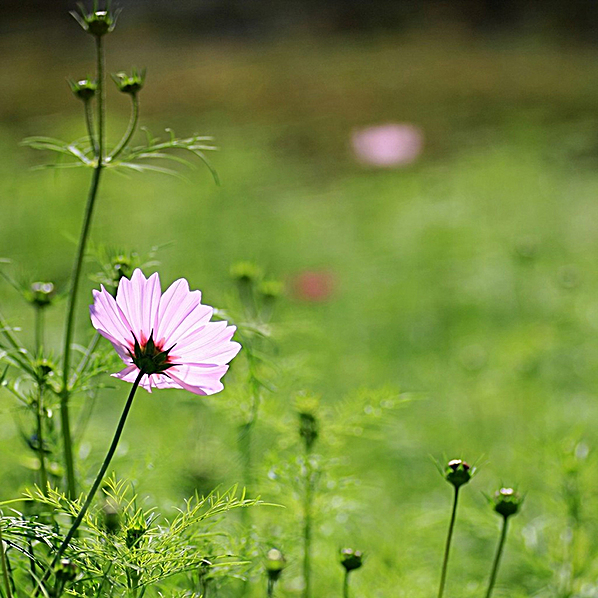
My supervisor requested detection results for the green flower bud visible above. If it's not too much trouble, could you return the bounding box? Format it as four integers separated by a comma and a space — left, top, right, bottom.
340, 548, 363, 572
445, 459, 472, 489
230, 261, 263, 285
71, 3, 120, 37
68, 78, 97, 101
112, 68, 146, 95
54, 558, 77, 583
492, 487, 522, 519
29, 282, 55, 309
102, 503, 120, 534
126, 523, 146, 549
266, 548, 286, 582
299, 411, 318, 451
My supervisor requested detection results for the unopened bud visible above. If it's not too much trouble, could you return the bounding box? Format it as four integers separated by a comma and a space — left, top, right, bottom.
340, 548, 363, 572
445, 459, 472, 489
102, 503, 120, 534
71, 4, 119, 37
68, 78, 97, 101
299, 411, 318, 451
492, 487, 522, 519
29, 282, 55, 309
54, 558, 77, 583
112, 68, 146, 95
265, 548, 286, 582
126, 524, 146, 549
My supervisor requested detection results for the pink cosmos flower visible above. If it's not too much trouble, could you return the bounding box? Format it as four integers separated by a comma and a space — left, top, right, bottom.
351, 123, 424, 167
90, 269, 241, 394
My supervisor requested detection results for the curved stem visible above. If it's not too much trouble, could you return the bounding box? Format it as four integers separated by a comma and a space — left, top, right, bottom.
59, 34, 106, 500
437, 486, 460, 598
109, 93, 139, 161
485, 517, 509, 598
38, 371, 144, 594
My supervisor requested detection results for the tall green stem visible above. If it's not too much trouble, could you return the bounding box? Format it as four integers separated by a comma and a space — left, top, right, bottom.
485, 517, 509, 598
84, 100, 98, 156
438, 486, 460, 598
60, 34, 106, 500
342, 570, 349, 598
34, 306, 44, 355
267, 578, 274, 598
35, 384, 49, 493
109, 93, 139, 161
34, 306, 49, 492
0, 523, 13, 598
38, 371, 144, 594
303, 447, 314, 598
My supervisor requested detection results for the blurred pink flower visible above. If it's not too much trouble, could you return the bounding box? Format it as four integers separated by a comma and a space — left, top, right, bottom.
90, 269, 241, 394
292, 270, 335, 302
352, 123, 423, 167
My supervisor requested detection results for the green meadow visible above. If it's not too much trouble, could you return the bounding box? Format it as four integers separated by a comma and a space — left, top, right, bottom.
2, 19, 598, 596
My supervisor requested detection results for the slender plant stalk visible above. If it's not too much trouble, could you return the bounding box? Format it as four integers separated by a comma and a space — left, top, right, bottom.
0, 523, 13, 598
303, 447, 314, 598
437, 486, 460, 598
342, 570, 349, 598
267, 578, 274, 598
485, 516, 509, 598
33, 306, 49, 493
37, 371, 144, 594
60, 33, 106, 500
84, 100, 98, 156
35, 384, 49, 493
70, 331, 101, 388
109, 93, 139, 160
34, 306, 44, 355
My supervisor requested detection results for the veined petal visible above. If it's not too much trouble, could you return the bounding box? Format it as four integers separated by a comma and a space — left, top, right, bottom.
90, 286, 134, 347
115, 269, 162, 343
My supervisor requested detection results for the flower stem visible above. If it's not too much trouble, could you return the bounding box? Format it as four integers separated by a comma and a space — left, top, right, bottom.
59, 33, 106, 500
0, 523, 13, 598
303, 446, 314, 598
37, 371, 144, 594
34, 306, 44, 355
342, 570, 349, 598
437, 486, 460, 598
485, 516, 509, 598
267, 578, 275, 598
109, 92, 139, 161
84, 99, 98, 156
35, 384, 49, 493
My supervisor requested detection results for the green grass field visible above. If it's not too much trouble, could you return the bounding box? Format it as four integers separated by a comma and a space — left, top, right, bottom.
2, 21, 598, 596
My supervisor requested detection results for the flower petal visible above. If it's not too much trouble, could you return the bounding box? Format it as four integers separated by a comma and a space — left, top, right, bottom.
90, 286, 134, 348
115, 269, 162, 343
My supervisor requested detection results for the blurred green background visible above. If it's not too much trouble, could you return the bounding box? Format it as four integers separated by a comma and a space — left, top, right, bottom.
3, 2, 598, 596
